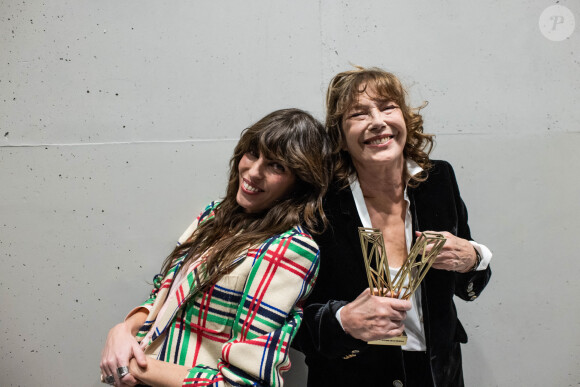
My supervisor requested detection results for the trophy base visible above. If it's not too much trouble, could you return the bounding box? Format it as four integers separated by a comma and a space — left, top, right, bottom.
368, 332, 407, 346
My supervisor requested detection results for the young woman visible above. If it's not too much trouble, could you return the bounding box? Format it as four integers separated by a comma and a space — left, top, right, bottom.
100, 108, 331, 387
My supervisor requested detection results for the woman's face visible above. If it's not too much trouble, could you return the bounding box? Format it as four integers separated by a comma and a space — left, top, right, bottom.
236, 151, 296, 213
341, 89, 407, 171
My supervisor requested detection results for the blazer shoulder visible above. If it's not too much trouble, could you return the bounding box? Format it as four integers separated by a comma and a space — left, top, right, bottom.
323, 185, 356, 215
423, 159, 458, 185
277, 225, 317, 248
177, 201, 220, 245
199, 200, 220, 222
276, 224, 314, 239
428, 159, 453, 174
267, 225, 320, 261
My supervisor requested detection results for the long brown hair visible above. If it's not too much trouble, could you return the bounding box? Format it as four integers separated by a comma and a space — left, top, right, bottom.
325, 66, 434, 187
160, 108, 332, 290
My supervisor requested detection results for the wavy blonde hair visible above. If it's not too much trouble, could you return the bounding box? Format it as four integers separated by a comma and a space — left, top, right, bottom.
160, 108, 332, 289
325, 66, 434, 187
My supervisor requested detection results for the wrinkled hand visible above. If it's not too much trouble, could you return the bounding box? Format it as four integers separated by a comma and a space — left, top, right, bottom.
418, 231, 477, 273
340, 288, 412, 342
100, 322, 147, 386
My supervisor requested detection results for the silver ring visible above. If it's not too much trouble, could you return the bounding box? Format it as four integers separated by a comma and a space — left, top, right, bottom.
105, 374, 115, 384
117, 365, 130, 379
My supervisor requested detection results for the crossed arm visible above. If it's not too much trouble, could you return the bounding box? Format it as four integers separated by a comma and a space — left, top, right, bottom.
100, 309, 190, 387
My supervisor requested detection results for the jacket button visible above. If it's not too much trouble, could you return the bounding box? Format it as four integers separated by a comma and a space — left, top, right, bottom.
470, 295, 477, 300
393, 380, 403, 387
467, 282, 474, 292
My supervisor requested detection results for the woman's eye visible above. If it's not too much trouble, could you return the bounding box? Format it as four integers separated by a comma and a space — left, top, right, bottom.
348, 111, 365, 119
246, 150, 258, 159
270, 162, 286, 173
382, 104, 398, 112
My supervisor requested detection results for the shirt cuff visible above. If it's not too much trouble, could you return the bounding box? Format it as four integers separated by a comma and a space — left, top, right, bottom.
335, 306, 346, 331
334, 306, 346, 333
124, 306, 151, 322
469, 241, 492, 270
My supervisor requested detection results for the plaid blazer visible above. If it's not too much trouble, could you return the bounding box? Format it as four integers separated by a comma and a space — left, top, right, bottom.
134, 202, 320, 386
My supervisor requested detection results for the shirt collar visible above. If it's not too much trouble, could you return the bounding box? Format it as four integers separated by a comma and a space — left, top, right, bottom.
407, 159, 423, 178
349, 159, 424, 185
349, 159, 423, 229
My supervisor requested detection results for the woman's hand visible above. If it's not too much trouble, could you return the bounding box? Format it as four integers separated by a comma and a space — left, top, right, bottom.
417, 231, 477, 273
100, 320, 147, 386
340, 288, 412, 342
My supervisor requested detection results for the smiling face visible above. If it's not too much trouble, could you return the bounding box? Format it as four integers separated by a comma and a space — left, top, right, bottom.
341, 88, 407, 172
236, 151, 297, 213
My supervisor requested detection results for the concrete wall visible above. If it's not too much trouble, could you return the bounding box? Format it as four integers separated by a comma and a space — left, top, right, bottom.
1, 1, 578, 385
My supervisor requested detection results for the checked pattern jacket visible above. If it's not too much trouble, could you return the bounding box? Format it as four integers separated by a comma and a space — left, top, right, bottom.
132, 202, 320, 386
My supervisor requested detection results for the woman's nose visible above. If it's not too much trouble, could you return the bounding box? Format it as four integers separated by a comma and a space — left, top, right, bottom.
368, 109, 385, 130
248, 159, 265, 178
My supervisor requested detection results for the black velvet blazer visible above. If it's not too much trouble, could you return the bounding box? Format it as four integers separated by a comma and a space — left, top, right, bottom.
294, 160, 492, 387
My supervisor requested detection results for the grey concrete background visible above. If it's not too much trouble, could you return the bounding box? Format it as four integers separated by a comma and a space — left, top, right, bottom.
1, 1, 579, 386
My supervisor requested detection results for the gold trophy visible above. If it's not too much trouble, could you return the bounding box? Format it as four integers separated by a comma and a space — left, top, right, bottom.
358, 227, 446, 345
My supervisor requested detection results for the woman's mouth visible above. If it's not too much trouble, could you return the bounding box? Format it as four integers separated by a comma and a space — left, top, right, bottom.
364, 135, 394, 145
242, 179, 262, 193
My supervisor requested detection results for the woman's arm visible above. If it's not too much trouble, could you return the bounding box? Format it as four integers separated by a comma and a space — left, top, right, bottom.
101, 309, 149, 386
421, 161, 492, 300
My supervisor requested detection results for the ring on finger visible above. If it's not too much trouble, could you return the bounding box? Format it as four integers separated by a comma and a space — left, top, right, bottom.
105, 374, 115, 384
117, 365, 130, 379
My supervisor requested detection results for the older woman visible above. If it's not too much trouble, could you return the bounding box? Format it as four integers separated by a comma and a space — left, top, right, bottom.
100, 108, 332, 387
295, 67, 492, 387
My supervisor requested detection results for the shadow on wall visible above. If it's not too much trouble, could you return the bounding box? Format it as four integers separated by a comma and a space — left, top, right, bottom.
284, 349, 307, 386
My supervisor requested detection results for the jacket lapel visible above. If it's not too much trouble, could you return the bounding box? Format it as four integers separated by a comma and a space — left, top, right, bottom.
337, 187, 364, 254
148, 249, 249, 344
149, 259, 203, 342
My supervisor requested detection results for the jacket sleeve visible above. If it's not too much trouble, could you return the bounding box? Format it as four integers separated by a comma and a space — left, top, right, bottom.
182, 230, 320, 387
442, 161, 492, 301
300, 301, 369, 359
133, 202, 219, 339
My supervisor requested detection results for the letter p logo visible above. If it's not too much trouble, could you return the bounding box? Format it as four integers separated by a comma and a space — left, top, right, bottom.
540, 5, 575, 41
551, 15, 565, 31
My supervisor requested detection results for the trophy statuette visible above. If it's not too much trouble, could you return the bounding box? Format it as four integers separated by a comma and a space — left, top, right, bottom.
358, 227, 446, 345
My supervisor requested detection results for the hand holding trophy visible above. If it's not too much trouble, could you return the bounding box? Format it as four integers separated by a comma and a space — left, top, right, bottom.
358, 227, 447, 345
